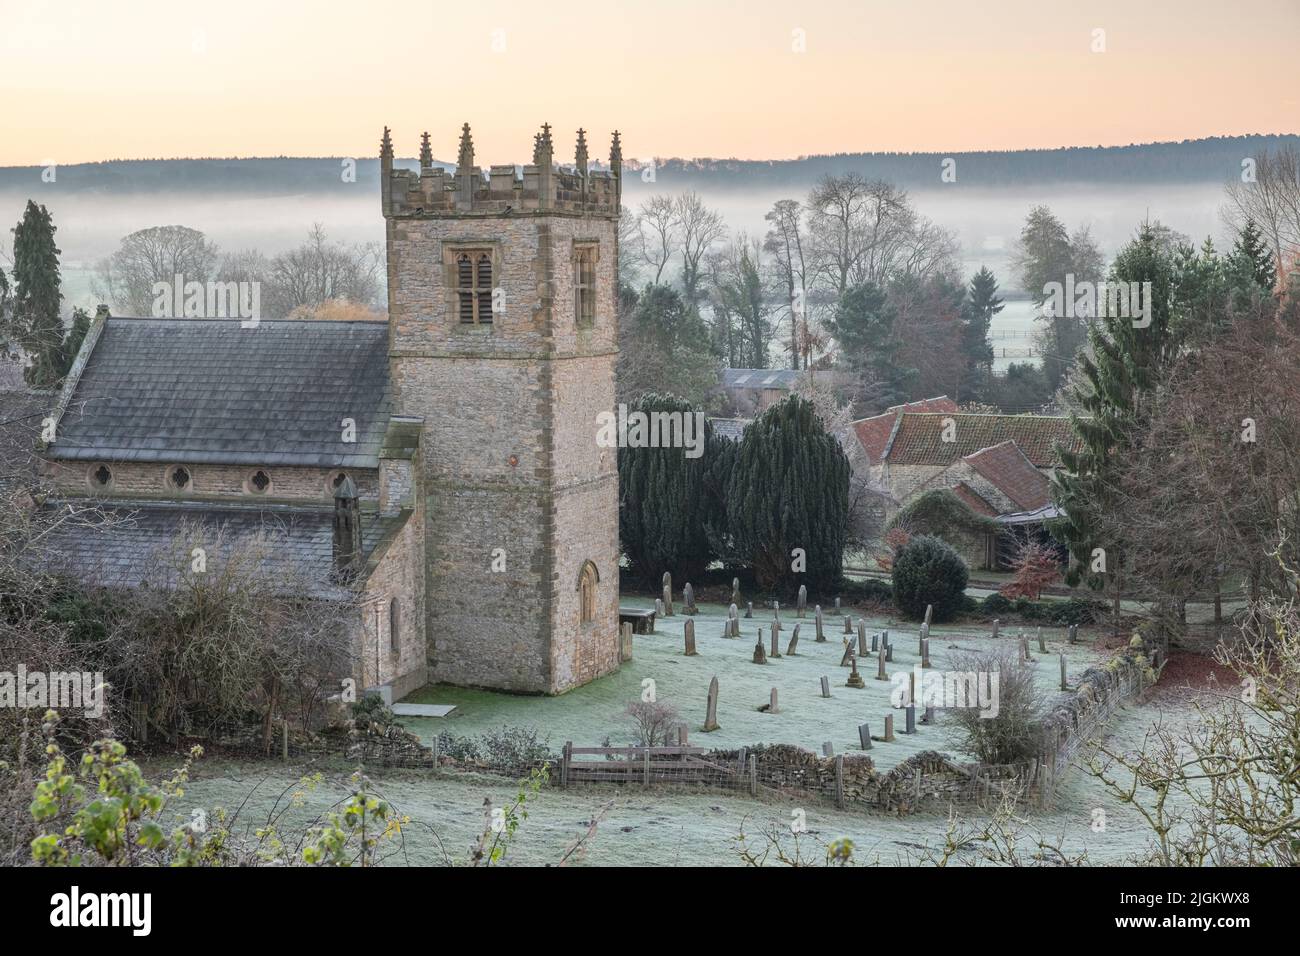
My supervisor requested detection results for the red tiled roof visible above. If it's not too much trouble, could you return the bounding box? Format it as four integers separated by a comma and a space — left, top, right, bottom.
963, 440, 1052, 511
883, 413, 1082, 468
951, 481, 999, 517
850, 396, 957, 464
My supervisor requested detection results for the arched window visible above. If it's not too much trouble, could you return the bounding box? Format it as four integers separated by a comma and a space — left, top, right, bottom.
577, 561, 599, 624
389, 598, 400, 654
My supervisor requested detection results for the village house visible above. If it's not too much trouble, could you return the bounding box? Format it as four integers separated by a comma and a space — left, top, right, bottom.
32, 123, 624, 700
848, 397, 1083, 570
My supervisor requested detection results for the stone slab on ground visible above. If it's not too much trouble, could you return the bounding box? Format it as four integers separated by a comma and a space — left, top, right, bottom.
392, 703, 457, 718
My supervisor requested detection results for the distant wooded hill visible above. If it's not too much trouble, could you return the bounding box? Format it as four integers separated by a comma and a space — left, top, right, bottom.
1, 135, 1297, 194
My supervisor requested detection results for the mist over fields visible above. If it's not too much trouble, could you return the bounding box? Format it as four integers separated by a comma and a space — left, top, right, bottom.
1, 135, 1292, 330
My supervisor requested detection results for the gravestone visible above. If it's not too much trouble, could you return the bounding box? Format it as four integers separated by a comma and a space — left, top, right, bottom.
752, 639, 767, 665
883, 714, 895, 742
904, 704, 917, 734
745, 601, 753, 619
683, 582, 698, 615
820, 675, 831, 698
919, 622, 929, 655
924, 604, 933, 627
857, 621, 868, 656
731, 577, 741, 608
840, 639, 854, 667
871, 633, 879, 653
677, 725, 689, 746
703, 676, 720, 732
834, 596, 841, 610
1020, 636, 1031, 662
769, 687, 779, 714
921, 705, 935, 725
1037, 627, 1047, 654
683, 619, 697, 656
815, 605, 825, 642
846, 653, 865, 688
620, 622, 634, 662
876, 652, 888, 681
885, 642, 894, 662
858, 723, 872, 750
662, 571, 674, 617
1068, 624, 1077, 644
992, 619, 1000, 639
786, 623, 800, 656
769, 622, 782, 658
823, 741, 834, 757
921, 639, 931, 669
797, 585, 807, 618
843, 615, 852, 634
1059, 653, 1068, 691
655, 598, 665, 617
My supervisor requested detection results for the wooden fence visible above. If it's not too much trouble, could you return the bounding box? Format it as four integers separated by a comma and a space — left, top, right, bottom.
559, 743, 748, 790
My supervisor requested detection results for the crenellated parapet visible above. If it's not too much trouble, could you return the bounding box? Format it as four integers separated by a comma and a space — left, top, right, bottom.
380, 122, 622, 220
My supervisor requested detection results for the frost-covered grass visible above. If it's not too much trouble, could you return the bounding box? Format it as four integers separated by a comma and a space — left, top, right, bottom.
401, 598, 1112, 772
148, 689, 1198, 867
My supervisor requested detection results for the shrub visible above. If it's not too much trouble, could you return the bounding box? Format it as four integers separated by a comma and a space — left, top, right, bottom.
982, 593, 1012, 615
947, 647, 1046, 765
891, 535, 969, 622
999, 539, 1063, 601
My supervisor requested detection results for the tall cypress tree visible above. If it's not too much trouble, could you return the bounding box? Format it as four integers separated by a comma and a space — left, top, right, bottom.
725, 395, 849, 591
1051, 225, 1177, 625
11, 201, 66, 387
960, 266, 1001, 397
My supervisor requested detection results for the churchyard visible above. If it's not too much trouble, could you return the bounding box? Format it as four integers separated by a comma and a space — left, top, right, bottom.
402, 596, 1112, 773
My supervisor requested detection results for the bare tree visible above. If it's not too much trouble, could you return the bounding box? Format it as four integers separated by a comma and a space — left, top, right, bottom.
673, 191, 726, 312
92, 225, 221, 315
635, 195, 678, 285
764, 198, 816, 370
264, 224, 383, 316
1223, 145, 1300, 278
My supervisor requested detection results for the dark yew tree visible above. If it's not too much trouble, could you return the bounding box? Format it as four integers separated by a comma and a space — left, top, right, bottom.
617, 392, 718, 585
724, 395, 849, 590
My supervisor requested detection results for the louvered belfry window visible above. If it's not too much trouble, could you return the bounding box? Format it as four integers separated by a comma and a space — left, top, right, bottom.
574, 245, 596, 326
457, 251, 493, 324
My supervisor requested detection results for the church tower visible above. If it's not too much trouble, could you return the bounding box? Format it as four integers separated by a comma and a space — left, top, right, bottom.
380, 123, 622, 693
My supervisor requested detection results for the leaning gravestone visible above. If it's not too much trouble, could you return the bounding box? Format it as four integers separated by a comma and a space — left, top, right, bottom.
703, 676, 720, 732
858, 722, 872, 750
839, 639, 854, 667
683, 619, 697, 656
662, 571, 674, 617
786, 623, 800, 656
820, 675, 831, 698
924, 604, 933, 627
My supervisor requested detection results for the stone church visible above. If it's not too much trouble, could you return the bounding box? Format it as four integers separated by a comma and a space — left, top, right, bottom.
37, 123, 624, 698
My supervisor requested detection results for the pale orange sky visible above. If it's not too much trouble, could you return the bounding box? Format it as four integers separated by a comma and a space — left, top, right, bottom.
2, 0, 1297, 166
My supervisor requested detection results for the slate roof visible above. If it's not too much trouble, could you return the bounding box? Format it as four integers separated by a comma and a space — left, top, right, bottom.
883, 413, 1081, 468
36, 498, 408, 598
962, 440, 1052, 512
47, 318, 391, 468
722, 368, 800, 390
849, 396, 957, 465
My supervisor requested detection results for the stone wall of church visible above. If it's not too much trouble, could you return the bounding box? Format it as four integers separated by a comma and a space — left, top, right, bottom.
44, 460, 380, 503
357, 505, 426, 699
